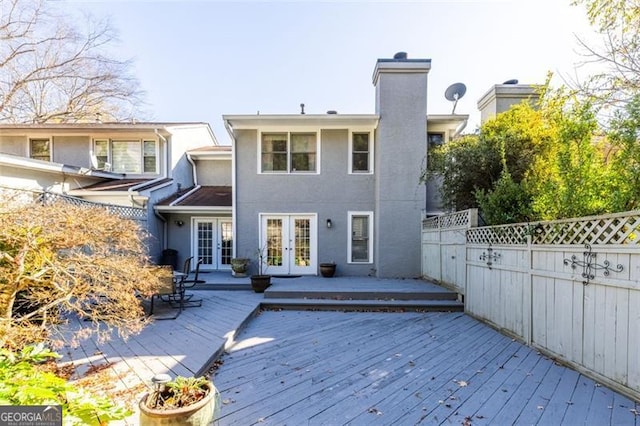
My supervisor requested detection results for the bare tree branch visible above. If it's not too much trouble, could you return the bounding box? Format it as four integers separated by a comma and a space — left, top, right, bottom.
0, 0, 146, 123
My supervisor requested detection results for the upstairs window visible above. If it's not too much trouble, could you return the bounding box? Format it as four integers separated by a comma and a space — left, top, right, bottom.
143, 140, 157, 173
93, 139, 109, 169
261, 132, 317, 173
30, 138, 51, 162
350, 132, 372, 173
93, 139, 158, 174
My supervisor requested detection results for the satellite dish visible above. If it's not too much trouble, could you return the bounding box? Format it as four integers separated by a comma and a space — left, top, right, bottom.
445, 82, 467, 114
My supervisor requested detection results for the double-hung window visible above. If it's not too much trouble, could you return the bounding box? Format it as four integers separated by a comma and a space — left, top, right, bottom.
349, 132, 372, 174
260, 132, 317, 173
30, 138, 51, 162
348, 211, 373, 263
93, 139, 158, 174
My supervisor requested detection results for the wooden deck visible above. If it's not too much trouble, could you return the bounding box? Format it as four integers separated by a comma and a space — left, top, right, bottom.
59, 290, 263, 424
213, 310, 639, 425
58, 277, 639, 425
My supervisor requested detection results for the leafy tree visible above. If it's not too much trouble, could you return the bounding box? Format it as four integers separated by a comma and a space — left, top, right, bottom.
425, 101, 552, 217
606, 94, 640, 211
424, 134, 500, 211
0, 0, 144, 123
0, 197, 163, 349
476, 171, 533, 225
571, 0, 640, 107
527, 93, 614, 219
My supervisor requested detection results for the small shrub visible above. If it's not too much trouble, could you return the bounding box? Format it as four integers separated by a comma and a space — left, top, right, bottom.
0, 343, 130, 425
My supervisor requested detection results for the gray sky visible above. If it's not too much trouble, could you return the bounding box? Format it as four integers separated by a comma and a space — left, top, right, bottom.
66, 0, 597, 144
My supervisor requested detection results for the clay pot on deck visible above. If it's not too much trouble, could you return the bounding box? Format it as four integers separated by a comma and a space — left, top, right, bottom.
319, 263, 336, 278
139, 380, 217, 426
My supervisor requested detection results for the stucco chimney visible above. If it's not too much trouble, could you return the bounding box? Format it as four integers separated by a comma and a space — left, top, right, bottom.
477, 83, 541, 124
371, 52, 431, 278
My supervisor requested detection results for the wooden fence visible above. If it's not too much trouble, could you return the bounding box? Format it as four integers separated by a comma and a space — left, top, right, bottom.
422, 210, 640, 401
421, 209, 478, 295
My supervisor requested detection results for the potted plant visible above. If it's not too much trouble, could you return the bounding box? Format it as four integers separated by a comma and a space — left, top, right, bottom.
139, 374, 218, 426
319, 262, 337, 278
250, 246, 271, 293
230, 257, 249, 277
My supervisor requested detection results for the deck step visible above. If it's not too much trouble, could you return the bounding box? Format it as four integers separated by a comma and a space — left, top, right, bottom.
260, 298, 464, 312
263, 289, 457, 301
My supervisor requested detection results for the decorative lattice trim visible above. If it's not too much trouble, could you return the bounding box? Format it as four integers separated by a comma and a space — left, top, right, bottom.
467, 224, 530, 245
422, 209, 477, 230
467, 211, 640, 246
38, 192, 147, 220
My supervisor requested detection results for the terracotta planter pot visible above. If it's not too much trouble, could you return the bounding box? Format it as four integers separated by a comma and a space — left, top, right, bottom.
139, 381, 216, 426
250, 275, 271, 293
319, 263, 336, 278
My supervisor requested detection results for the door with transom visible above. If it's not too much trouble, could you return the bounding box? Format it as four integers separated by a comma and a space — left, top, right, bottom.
192, 218, 233, 270
261, 215, 317, 275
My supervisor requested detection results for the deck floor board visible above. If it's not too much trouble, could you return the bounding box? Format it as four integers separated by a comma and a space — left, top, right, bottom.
214, 311, 637, 425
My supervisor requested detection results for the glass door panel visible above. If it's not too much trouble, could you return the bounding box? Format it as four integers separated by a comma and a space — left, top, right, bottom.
196, 221, 214, 267
193, 218, 233, 271
219, 221, 233, 268
262, 215, 316, 275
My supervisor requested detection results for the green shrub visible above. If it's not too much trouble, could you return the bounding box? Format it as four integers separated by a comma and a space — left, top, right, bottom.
0, 343, 130, 425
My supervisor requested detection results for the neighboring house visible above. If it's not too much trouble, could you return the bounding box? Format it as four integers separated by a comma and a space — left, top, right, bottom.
0, 122, 218, 259
477, 82, 540, 124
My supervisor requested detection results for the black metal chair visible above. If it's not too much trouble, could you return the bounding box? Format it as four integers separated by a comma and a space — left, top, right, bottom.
149, 266, 181, 319
173, 257, 202, 309
182, 257, 206, 285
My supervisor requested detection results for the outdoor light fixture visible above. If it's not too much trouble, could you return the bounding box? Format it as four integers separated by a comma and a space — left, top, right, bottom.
174, 220, 184, 227
151, 373, 172, 393
326, 219, 332, 228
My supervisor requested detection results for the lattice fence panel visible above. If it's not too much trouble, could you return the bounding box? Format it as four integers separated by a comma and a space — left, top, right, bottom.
467, 224, 530, 245
532, 214, 640, 245
422, 209, 476, 230
36, 191, 147, 221
466, 211, 640, 246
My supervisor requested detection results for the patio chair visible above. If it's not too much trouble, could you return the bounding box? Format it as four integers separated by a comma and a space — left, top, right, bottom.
170, 257, 202, 309
149, 266, 181, 320
182, 257, 206, 285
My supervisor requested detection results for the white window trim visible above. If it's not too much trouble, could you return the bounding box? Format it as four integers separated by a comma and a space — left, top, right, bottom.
29, 137, 52, 162
92, 137, 159, 175
347, 211, 374, 264
257, 129, 321, 175
348, 129, 374, 175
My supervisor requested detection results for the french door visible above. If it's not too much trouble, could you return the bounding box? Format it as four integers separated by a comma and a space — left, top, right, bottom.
260, 214, 317, 275
192, 218, 233, 270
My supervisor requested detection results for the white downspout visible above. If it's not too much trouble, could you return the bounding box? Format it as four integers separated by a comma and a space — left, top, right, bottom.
225, 119, 238, 258
186, 152, 198, 186
453, 118, 469, 139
